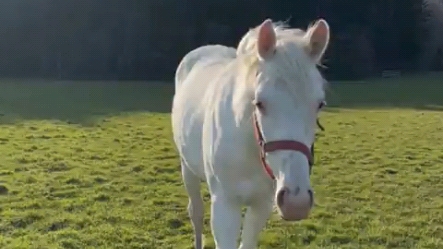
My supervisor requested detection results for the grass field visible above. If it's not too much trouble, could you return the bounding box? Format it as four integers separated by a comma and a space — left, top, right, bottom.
0, 75, 442, 248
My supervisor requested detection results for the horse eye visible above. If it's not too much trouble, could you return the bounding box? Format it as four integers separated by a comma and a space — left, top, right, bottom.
318, 101, 326, 110
253, 100, 264, 110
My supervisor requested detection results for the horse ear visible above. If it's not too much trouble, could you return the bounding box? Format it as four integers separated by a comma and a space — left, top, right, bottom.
305, 19, 330, 63
257, 19, 276, 59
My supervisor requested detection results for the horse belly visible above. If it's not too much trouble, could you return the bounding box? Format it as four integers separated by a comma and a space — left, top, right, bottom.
173, 61, 233, 180
181, 124, 206, 179
172, 91, 208, 180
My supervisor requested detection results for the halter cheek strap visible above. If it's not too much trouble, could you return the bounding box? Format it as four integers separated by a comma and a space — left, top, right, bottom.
252, 112, 314, 180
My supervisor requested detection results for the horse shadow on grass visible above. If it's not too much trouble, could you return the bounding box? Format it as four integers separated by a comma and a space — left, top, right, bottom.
0, 80, 175, 126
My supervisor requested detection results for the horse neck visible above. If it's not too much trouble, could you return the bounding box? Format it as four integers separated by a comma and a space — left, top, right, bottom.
229, 88, 258, 152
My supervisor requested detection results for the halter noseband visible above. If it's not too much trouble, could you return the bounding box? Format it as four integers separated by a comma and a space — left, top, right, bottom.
252, 111, 324, 180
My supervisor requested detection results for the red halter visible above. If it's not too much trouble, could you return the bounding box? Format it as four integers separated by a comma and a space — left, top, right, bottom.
252, 112, 313, 180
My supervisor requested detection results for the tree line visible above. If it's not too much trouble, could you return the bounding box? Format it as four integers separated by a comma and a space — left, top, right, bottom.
0, 0, 430, 81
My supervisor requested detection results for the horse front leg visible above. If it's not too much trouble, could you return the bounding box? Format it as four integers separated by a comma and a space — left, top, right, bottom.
238, 200, 273, 249
210, 194, 242, 249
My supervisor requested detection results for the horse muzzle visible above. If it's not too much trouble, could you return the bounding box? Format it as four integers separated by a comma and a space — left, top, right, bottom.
276, 186, 313, 221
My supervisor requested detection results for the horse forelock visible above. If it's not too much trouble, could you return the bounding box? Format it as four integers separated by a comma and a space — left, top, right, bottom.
233, 21, 326, 122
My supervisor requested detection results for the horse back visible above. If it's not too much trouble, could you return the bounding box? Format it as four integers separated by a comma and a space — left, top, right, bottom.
172, 45, 236, 178
175, 45, 236, 90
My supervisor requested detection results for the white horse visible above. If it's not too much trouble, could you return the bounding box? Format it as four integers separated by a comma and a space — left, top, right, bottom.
171, 18, 330, 249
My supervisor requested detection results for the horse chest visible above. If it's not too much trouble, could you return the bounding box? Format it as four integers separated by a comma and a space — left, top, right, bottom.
205, 138, 273, 202
225, 177, 274, 204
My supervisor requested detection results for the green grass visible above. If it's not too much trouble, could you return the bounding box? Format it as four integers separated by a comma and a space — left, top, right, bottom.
0, 75, 442, 248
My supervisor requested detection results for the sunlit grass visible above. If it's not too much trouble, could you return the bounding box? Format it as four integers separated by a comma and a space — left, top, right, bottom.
0, 75, 442, 248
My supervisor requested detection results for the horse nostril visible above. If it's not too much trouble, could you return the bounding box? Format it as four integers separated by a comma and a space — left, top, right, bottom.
277, 188, 287, 206
307, 189, 314, 206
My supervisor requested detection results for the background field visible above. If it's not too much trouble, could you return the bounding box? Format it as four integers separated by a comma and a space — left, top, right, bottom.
0, 75, 442, 249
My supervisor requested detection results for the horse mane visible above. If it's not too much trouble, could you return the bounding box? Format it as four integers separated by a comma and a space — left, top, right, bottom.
232, 21, 327, 126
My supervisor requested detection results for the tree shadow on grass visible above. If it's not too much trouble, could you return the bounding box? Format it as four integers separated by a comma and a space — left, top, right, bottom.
323, 73, 443, 113
0, 74, 441, 126
0, 80, 175, 125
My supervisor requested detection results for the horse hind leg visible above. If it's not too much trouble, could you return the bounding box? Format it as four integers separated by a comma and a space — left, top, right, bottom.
181, 162, 204, 249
